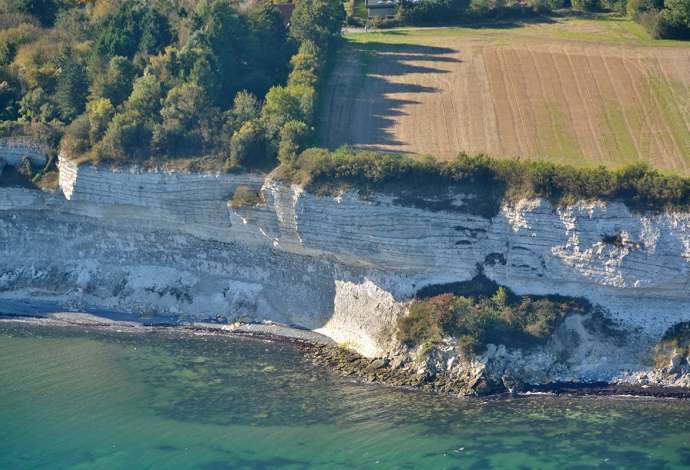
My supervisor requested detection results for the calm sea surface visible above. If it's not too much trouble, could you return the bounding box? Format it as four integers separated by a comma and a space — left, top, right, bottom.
1, 322, 690, 469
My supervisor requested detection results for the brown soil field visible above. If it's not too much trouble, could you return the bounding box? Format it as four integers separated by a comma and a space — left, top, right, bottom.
320, 18, 690, 173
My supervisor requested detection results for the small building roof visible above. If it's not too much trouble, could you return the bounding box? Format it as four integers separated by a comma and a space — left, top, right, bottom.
366, 0, 397, 8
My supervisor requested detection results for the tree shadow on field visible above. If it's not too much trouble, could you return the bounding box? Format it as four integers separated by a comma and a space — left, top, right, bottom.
321, 41, 462, 150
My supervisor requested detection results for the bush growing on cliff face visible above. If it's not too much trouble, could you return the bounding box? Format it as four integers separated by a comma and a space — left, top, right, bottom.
655, 321, 690, 364
229, 185, 264, 208
398, 285, 591, 355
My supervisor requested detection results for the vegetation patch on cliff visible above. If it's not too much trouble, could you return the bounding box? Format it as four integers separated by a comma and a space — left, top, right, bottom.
279, 148, 690, 214
655, 321, 690, 366
229, 186, 264, 209
0, 155, 58, 190
397, 284, 592, 354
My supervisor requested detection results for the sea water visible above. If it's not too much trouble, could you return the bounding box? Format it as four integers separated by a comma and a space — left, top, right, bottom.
1, 322, 689, 469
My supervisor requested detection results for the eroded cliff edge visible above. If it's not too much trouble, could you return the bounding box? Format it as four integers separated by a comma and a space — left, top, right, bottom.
2, 156, 690, 391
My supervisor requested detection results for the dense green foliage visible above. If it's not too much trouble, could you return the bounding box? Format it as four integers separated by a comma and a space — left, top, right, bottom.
227, 37, 334, 171
283, 148, 690, 214
395, 0, 556, 26
398, 287, 591, 354
629, 0, 690, 39
385, 0, 690, 39
0, 0, 344, 167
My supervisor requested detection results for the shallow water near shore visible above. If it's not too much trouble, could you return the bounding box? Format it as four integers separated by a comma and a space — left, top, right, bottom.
2, 322, 690, 469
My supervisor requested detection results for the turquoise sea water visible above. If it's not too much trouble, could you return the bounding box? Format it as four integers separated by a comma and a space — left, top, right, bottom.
2, 323, 690, 469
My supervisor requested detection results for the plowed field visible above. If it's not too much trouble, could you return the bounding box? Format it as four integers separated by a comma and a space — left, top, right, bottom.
320, 17, 690, 173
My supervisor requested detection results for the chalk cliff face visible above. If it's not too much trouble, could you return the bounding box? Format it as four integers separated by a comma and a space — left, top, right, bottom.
2, 156, 690, 383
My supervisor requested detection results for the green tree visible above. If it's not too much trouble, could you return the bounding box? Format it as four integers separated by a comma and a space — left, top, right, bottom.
99, 110, 152, 160
659, 0, 690, 39
139, 8, 173, 55
55, 52, 88, 121
278, 120, 311, 165
231, 90, 260, 123
288, 41, 322, 88
260, 85, 304, 145
126, 71, 165, 120
9, 0, 61, 26
290, 0, 345, 46
246, 2, 290, 94
153, 83, 218, 154
92, 56, 137, 106
61, 114, 90, 155
93, 1, 142, 59
228, 120, 269, 169
86, 97, 114, 143
0, 66, 21, 120
571, 0, 600, 10
194, 0, 247, 105
18, 87, 56, 123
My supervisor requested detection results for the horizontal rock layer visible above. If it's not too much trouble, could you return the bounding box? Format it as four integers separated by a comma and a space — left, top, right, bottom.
0, 139, 48, 167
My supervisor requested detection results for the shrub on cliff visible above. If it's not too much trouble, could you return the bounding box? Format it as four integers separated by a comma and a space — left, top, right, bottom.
398, 286, 591, 355
656, 321, 690, 363
229, 185, 264, 209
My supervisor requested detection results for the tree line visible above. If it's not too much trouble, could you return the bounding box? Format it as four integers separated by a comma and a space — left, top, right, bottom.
390, 0, 690, 40
0, 0, 344, 168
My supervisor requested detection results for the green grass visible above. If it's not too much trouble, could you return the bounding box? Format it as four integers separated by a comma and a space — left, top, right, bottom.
647, 75, 690, 171
600, 99, 642, 168
539, 103, 585, 165
346, 14, 690, 47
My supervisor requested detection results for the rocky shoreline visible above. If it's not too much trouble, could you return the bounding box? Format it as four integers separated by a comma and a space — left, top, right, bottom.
299, 342, 690, 400
2, 312, 689, 400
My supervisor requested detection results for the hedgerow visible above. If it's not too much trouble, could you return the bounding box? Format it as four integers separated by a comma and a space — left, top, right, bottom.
279, 147, 690, 214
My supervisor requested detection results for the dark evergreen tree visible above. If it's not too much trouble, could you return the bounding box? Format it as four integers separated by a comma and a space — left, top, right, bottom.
139, 8, 173, 55
10, 0, 61, 26
55, 52, 88, 121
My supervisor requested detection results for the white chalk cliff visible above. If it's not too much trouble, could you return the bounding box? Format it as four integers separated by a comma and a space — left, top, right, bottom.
2, 155, 690, 384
